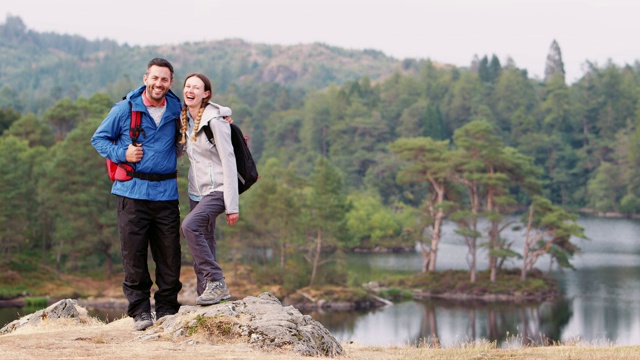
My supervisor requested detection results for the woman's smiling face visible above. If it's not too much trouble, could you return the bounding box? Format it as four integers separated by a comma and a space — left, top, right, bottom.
183, 75, 211, 108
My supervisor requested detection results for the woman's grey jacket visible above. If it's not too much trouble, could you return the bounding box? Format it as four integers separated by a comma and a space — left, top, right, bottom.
186, 101, 239, 214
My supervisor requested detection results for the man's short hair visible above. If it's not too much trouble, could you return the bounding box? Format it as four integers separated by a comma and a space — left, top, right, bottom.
147, 58, 174, 78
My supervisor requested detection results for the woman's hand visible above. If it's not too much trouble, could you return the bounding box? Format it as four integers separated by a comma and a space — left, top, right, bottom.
227, 213, 239, 226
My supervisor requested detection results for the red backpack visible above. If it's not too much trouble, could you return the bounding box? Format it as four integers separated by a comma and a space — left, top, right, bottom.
106, 103, 143, 182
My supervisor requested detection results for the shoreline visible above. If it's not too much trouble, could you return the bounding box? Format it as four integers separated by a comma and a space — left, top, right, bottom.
412, 290, 557, 303
1, 287, 558, 313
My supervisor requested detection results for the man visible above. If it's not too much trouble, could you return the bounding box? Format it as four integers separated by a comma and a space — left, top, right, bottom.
91, 58, 183, 331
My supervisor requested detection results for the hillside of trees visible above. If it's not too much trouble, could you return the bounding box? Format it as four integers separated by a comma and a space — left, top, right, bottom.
0, 15, 405, 115
1, 15, 639, 293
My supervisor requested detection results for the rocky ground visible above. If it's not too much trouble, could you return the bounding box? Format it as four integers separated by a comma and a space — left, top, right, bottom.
2, 271, 640, 360
2, 298, 639, 360
1, 294, 343, 358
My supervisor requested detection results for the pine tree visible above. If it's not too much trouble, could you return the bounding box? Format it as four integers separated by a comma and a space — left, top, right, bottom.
0, 136, 32, 258
390, 137, 454, 272
544, 39, 565, 82
470, 54, 481, 73
306, 157, 350, 287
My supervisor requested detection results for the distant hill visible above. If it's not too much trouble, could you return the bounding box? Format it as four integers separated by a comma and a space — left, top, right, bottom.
0, 15, 433, 114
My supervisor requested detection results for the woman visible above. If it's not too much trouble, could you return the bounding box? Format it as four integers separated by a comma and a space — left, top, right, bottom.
179, 73, 238, 306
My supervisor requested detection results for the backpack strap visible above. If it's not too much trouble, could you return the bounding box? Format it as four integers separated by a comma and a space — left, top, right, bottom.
125, 102, 171, 180
202, 117, 236, 145
132, 171, 177, 181
109, 99, 174, 182
202, 124, 214, 145
129, 102, 144, 144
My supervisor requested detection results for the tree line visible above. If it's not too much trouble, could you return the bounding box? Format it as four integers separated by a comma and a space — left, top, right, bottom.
1, 39, 638, 291
0, 15, 399, 116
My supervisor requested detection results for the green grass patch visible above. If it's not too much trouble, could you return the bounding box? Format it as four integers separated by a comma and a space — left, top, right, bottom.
185, 314, 240, 339
23, 297, 48, 307
377, 287, 413, 301
0, 258, 93, 299
344, 254, 415, 288
0, 286, 27, 300
379, 268, 557, 298
0, 259, 54, 299
286, 285, 373, 305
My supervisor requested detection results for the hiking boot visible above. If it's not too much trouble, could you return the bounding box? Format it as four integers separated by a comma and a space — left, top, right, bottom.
155, 311, 174, 321
133, 312, 153, 331
196, 279, 231, 306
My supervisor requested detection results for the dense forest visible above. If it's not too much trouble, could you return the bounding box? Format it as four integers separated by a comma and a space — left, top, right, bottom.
1, 15, 638, 292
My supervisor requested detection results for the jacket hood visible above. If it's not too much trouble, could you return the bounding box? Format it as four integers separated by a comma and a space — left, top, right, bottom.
195, 102, 233, 132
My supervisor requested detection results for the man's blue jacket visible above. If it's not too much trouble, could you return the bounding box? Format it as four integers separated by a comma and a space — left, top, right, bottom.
91, 85, 182, 201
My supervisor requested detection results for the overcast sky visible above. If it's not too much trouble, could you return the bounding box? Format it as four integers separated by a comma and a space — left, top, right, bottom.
3, 0, 638, 83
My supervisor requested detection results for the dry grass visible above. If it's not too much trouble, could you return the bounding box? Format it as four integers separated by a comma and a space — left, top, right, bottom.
2, 268, 639, 359
0, 317, 639, 360
185, 314, 246, 344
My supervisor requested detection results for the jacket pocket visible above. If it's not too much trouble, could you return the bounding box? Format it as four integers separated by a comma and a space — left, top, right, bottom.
208, 164, 216, 188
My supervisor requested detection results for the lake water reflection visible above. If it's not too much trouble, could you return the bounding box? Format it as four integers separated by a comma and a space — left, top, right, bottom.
311, 299, 572, 347
310, 216, 640, 347
2, 217, 639, 347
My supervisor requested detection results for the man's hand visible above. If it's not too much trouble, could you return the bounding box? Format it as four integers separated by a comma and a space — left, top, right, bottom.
126, 143, 143, 162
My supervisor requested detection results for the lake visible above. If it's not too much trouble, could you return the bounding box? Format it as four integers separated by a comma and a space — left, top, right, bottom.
310, 216, 640, 347
2, 216, 640, 347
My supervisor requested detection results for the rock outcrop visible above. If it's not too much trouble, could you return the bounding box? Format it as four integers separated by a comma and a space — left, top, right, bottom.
1, 298, 93, 334
1, 292, 343, 358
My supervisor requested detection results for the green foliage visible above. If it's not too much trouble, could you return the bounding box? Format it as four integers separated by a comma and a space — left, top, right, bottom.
0, 136, 35, 257
1, 24, 639, 286
308, 157, 351, 240
0, 15, 401, 115
0, 256, 69, 298
0, 106, 20, 135
23, 297, 48, 307
305, 157, 351, 287
282, 257, 313, 292
43, 98, 82, 141
383, 269, 557, 296
258, 253, 348, 293
345, 191, 410, 249
493, 67, 537, 140
234, 157, 308, 273
0, 286, 27, 300
4, 113, 55, 148
587, 162, 619, 212
521, 196, 586, 274
619, 194, 640, 214
377, 288, 413, 301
